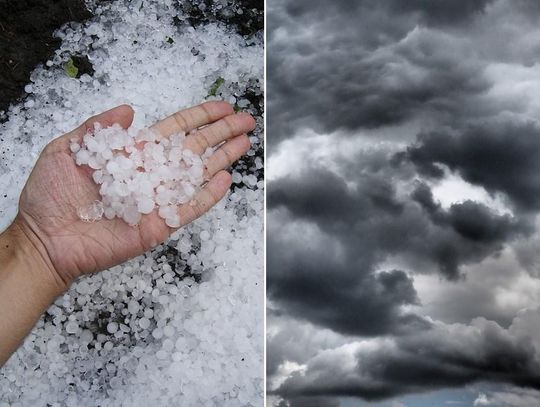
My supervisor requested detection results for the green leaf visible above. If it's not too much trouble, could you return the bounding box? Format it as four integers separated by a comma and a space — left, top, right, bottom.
208, 77, 225, 97
64, 58, 78, 78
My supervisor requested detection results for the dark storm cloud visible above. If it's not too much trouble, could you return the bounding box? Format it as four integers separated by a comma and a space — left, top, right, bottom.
268, 153, 534, 402
267, 160, 530, 341
268, 0, 540, 404
269, 163, 528, 283
386, 0, 494, 26
266, 312, 347, 377
268, 230, 426, 336
406, 121, 540, 212
412, 182, 529, 243
280, 0, 494, 25
267, 0, 497, 147
275, 396, 340, 407
274, 313, 540, 401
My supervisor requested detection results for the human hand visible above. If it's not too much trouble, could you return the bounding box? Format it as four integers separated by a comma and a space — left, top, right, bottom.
12, 101, 255, 289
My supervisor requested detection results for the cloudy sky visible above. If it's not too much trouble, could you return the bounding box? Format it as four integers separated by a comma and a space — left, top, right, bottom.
267, 1, 540, 406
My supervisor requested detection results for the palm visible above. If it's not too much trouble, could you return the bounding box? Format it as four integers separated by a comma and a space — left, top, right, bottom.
19, 147, 163, 281
16, 102, 254, 284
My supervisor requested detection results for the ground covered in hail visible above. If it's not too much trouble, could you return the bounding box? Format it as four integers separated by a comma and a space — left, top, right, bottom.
0, 0, 263, 405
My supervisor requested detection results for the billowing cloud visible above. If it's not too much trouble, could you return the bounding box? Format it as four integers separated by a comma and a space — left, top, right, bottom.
474, 387, 540, 407
266, 0, 510, 148
385, 0, 494, 26
267, 0, 540, 405
269, 161, 529, 284
406, 120, 540, 212
268, 26, 493, 145
274, 310, 540, 402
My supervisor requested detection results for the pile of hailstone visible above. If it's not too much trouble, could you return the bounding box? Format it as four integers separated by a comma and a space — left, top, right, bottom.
0, 0, 263, 405
71, 124, 211, 227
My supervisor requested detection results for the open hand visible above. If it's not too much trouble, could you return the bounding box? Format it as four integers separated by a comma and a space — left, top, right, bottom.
14, 101, 255, 288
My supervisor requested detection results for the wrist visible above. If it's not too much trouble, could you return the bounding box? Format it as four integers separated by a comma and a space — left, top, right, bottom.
0, 219, 67, 366
1, 219, 70, 295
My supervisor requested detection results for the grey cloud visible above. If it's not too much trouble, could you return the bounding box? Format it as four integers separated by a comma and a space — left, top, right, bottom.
476, 387, 540, 407
267, 0, 496, 148
275, 396, 340, 407
267, 154, 534, 400
268, 29, 491, 145
514, 236, 540, 278
269, 163, 528, 281
274, 312, 540, 401
447, 201, 525, 243
266, 312, 349, 377
386, 0, 494, 26
267, 211, 426, 336
268, 0, 540, 403
412, 182, 530, 243
279, 0, 494, 28
406, 121, 540, 212
267, 160, 531, 344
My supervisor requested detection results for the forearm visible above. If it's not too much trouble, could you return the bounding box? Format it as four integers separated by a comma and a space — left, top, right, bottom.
0, 221, 67, 366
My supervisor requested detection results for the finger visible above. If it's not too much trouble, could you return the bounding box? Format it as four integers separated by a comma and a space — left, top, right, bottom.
184, 112, 255, 155
203, 134, 251, 179
150, 101, 234, 137
177, 170, 232, 228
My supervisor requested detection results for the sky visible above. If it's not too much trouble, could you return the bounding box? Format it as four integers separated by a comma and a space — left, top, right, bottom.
266, 1, 540, 406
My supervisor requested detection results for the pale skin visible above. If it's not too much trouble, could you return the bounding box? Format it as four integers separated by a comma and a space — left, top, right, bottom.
0, 101, 255, 366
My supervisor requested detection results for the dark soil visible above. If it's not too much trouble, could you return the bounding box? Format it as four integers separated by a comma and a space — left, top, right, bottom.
175, 0, 264, 37
70, 54, 95, 78
0, 0, 91, 113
